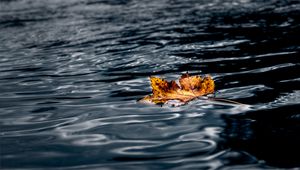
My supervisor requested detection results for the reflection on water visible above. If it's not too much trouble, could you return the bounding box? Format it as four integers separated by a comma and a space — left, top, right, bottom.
0, 0, 299, 169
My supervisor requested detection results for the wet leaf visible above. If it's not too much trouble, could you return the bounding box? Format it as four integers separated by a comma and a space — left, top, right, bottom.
139, 73, 215, 105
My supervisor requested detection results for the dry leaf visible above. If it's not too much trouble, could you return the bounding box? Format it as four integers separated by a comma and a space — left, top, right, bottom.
140, 73, 215, 105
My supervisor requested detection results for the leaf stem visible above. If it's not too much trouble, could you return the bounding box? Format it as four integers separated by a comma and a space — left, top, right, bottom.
208, 98, 245, 105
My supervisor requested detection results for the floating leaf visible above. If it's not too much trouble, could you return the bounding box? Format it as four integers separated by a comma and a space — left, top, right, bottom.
139, 73, 215, 105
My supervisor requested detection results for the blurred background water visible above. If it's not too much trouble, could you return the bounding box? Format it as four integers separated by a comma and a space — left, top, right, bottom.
0, 0, 299, 169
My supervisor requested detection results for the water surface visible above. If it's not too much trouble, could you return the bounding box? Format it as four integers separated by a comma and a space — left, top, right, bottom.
0, 0, 300, 169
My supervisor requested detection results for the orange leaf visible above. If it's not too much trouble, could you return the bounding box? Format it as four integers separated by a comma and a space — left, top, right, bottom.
140, 73, 215, 105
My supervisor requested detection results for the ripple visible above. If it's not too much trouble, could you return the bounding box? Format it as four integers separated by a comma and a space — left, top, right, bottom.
269, 90, 300, 108
54, 113, 181, 146
1, 117, 78, 137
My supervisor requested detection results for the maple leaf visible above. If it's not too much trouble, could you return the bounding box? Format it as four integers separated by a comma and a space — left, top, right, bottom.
140, 73, 215, 105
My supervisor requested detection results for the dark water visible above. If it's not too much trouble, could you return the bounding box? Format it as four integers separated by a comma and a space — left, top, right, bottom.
0, 0, 299, 169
